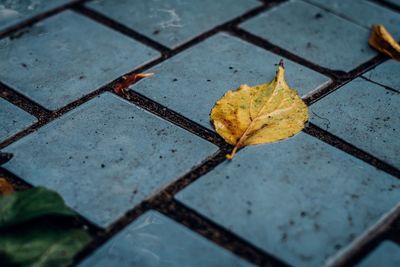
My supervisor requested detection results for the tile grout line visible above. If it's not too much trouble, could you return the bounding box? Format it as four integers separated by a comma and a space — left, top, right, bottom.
0, 0, 90, 39
327, 203, 400, 267
230, 28, 342, 80
155, 200, 290, 267
303, 123, 400, 179
0, 148, 288, 267
72, 6, 172, 54
0, 0, 283, 149
303, 55, 387, 105
0, 81, 50, 120
360, 76, 400, 94
110, 89, 228, 148
369, 0, 400, 13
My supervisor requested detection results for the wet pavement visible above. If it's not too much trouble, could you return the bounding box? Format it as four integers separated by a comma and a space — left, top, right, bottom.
1, 0, 400, 266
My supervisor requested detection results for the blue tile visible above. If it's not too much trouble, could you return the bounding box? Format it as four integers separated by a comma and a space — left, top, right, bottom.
362, 60, 400, 91
357, 241, 400, 267
240, 0, 376, 72
0, 97, 36, 142
79, 211, 253, 267
133, 33, 330, 129
0, 11, 159, 110
307, 0, 400, 39
87, 0, 260, 48
310, 78, 400, 169
3, 93, 217, 227
176, 133, 400, 267
0, 0, 69, 31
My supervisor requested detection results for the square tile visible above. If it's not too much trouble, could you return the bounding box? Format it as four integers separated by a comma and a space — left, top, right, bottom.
177, 133, 400, 267
240, 0, 376, 72
132, 33, 330, 129
87, 0, 261, 48
0, 97, 36, 142
310, 78, 400, 169
79, 211, 254, 267
0, 11, 159, 110
3, 93, 218, 226
307, 0, 400, 39
0, 0, 70, 31
357, 241, 400, 267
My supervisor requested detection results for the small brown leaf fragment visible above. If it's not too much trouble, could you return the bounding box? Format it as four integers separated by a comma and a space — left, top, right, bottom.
369, 24, 400, 61
0, 177, 14, 196
210, 60, 308, 159
114, 73, 154, 96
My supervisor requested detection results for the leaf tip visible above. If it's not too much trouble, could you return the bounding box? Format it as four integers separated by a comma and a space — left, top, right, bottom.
226, 153, 234, 160
226, 146, 239, 160
137, 72, 155, 78
278, 59, 284, 68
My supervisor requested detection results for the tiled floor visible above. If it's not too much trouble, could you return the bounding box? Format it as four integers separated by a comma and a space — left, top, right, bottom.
240, 0, 376, 72
0, 0, 72, 31
1, 0, 400, 266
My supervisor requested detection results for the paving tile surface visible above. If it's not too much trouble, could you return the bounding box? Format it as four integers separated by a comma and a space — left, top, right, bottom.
240, 0, 376, 72
0, 97, 36, 142
0, 0, 70, 31
79, 210, 254, 267
356, 241, 400, 267
177, 133, 400, 267
0, 11, 159, 110
307, 0, 400, 38
310, 78, 400, 169
362, 60, 400, 91
87, 0, 261, 48
1, 0, 400, 266
3, 93, 218, 226
133, 33, 330, 129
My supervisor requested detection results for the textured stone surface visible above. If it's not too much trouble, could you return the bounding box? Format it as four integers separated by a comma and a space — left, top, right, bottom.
1, 0, 400, 265
307, 0, 400, 38
177, 133, 400, 267
133, 33, 330, 129
79, 211, 254, 267
362, 60, 400, 92
0, 0, 70, 31
3, 93, 217, 226
0, 11, 159, 110
0, 97, 36, 142
357, 241, 400, 267
240, 0, 376, 72
87, 0, 260, 48
310, 78, 400, 169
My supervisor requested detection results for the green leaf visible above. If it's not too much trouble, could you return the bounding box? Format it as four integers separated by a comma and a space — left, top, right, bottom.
0, 224, 91, 267
0, 187, 76, 228
0, 187, 92, 267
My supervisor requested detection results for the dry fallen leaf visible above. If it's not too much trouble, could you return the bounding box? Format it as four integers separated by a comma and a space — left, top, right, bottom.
0, 177, 14, 196
369, 24, 400, 61
210, 60, 308, 159
114, 73, 154, 96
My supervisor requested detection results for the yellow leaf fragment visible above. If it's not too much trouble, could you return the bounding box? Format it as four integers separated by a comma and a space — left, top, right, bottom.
210, 61, 308, 159
0, 178, 14, 196
369, 24, 400, 61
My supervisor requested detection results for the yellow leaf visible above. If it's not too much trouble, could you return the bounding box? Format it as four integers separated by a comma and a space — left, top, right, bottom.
369, 24, 400, 61
210, 61, 308, 159
0, 178, 14, 196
